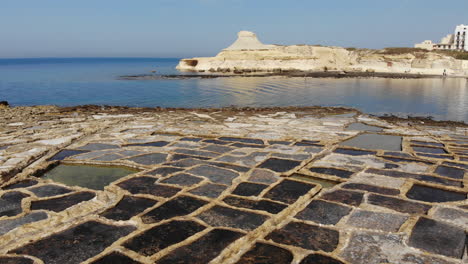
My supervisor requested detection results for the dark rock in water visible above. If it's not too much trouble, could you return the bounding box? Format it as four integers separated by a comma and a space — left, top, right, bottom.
0, 101, 9, 107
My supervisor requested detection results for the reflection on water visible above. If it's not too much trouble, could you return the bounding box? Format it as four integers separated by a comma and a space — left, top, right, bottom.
43, 164, 138, 190
0, 58, 467, 121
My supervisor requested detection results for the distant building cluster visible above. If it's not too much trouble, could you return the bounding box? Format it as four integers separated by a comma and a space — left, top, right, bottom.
415, 24, 467, 51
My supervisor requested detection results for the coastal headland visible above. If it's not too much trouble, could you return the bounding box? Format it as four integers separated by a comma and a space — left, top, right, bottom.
173, 31, 468, 78
0, 105, 467, 263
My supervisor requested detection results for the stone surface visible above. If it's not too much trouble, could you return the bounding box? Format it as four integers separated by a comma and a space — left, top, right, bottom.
156, 228, 244, 264
30, 191, 96, 212
117, 177, 181, 198
408, 217, 465, 258
235, 242, 293, 264
29, 184, 72, 197
0, 212, 48, 235
127, 153, 168, 165
48, 149, 89, 161
265, 221, 339, 252
341, 183, 400, 195
258, 158, 301, 172
189, 182, 227, 198
186, 165, 239, 185
197, 205, 268, 231
321, 189, 363, 206
141, 195, 208, 224
367, 194, 431, 214
309, 167, 354, 178
340, 232, 456, 264
77, 143, 120, 151
232, 182, 268, 197
100, 195, 157, 221
334, 148, 376, 156
11, 221, 135, 264
0, 257, 34, 264
406, 184, 466, 203
123, 220, 205, 256
295, 199, 352, 225
0, 191, 29, 217
345, 210, 408, 232
160, 173, 203, 187
1, 107, 467, 264
2, 180, 38, 190
434, 165, 465, 179
433, 207, 468, 227
263, 179, 316, 204
91, 252, 141, 264
300, 254, 345, 264
223, 196, 287, 214
147, 166, 184, 176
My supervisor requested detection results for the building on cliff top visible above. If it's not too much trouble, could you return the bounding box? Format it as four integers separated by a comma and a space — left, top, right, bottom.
415, 24, 467, 51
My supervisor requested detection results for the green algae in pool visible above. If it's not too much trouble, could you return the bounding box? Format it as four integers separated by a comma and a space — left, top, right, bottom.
42, 164, 139, 190
340, 133, 402, 151
290, 174, 340, 189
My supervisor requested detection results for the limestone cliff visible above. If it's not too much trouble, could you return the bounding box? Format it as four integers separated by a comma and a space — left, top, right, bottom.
177, 31, 468, 76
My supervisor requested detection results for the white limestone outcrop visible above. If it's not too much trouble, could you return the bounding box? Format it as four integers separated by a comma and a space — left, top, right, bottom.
177, 31, 468, 76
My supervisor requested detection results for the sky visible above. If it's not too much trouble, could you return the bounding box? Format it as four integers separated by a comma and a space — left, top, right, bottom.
1, 0, 467, 58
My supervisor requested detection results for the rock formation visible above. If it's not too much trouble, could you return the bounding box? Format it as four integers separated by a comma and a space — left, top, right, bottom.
177, 31, 468, 76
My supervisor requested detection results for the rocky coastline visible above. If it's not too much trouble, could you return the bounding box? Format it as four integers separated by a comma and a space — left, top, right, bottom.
176, 31, 468, 77
119, 71, 451, 80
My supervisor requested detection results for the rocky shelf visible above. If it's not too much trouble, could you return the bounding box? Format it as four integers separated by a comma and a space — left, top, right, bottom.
0, 106, 467, 263
119, 71, 448, 81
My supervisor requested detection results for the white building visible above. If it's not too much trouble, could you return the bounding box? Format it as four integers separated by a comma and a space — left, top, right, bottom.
415, 24, 467, 51
454, 24, 467, 51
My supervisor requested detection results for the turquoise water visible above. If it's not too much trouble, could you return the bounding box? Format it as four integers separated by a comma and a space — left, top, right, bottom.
0, 58, 467, 122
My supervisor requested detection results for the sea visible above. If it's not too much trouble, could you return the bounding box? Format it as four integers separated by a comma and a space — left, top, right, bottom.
0, 58, 467, 122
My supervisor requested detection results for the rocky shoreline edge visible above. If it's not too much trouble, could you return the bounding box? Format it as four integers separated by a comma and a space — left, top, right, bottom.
118, 71, 463, 80
1, 104, 466, 127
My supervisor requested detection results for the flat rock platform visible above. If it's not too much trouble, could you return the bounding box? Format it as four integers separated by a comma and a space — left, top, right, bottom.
0, 106, 467, 264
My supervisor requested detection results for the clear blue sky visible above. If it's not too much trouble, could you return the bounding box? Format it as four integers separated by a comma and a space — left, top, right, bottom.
1, 0, 467, 58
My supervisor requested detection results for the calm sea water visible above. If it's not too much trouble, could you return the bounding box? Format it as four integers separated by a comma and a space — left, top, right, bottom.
0, 58, 467, 122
